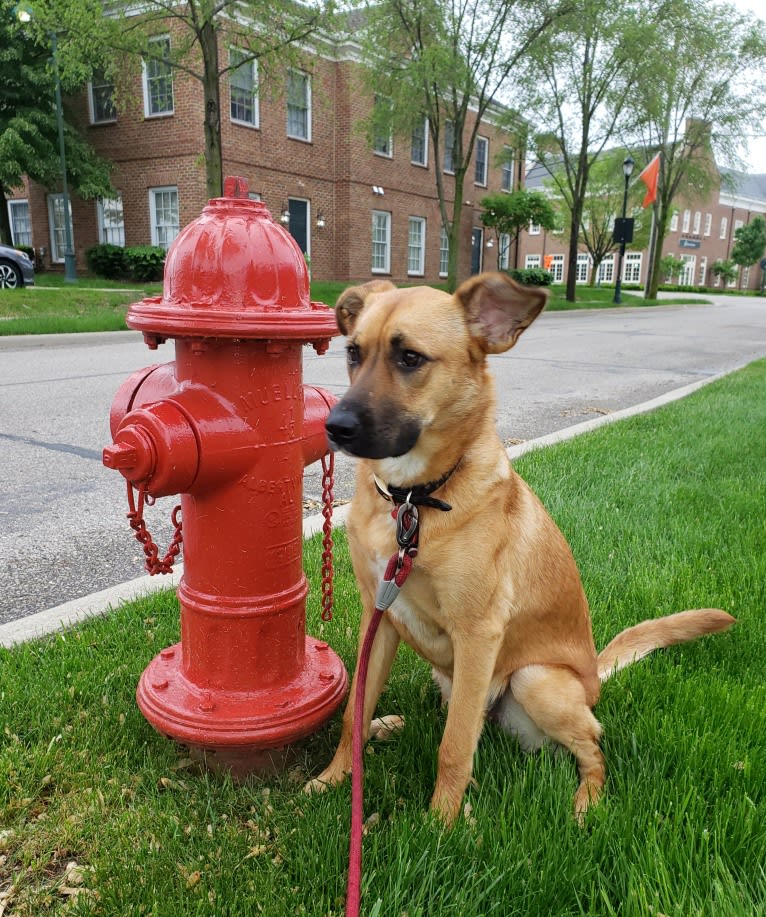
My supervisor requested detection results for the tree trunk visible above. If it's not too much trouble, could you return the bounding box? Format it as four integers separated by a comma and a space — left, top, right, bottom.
565, 204, 582, 301
200, 21, 223, 199
447, 169, 467, 293
0, 186, 12, 246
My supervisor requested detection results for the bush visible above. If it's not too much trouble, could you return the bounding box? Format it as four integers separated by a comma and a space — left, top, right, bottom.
123, 246, 166, 282
86, 243, 126, 279
507, 267, 553, 286
16, 244, 35, 261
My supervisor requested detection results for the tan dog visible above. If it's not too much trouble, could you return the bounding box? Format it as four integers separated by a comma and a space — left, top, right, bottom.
307, 272, 734, 823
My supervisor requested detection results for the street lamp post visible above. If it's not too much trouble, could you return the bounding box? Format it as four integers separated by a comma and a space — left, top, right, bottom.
613, 155, 635, 305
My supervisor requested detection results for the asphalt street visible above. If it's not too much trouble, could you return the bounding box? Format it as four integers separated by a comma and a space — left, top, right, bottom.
1, 292, 765, 625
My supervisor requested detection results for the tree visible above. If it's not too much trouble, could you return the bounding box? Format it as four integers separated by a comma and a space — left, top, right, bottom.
627, 0, 766, 298
357, 0, 569, 291
30, 0, 333, 199
731, 215, 766, 286
659, 253, 685, 284
479, 190, 555, 271
0, 0, 113, 244
711, 258, 738, 286
520, 0, 651, 301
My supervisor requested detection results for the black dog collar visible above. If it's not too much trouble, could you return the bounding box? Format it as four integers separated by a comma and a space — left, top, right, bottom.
373, 461, 460, 512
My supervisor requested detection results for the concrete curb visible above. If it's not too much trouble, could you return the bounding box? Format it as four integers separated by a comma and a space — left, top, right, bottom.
0, 365, 740, 649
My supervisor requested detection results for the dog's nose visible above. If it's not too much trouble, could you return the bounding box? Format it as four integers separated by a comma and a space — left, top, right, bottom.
326, 404, 361, 447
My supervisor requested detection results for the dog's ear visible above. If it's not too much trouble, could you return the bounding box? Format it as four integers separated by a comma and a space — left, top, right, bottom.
455, 272, 548, 354
336, 280, 396, 335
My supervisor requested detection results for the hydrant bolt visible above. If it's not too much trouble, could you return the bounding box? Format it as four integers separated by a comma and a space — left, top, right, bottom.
103, 442, 138, 470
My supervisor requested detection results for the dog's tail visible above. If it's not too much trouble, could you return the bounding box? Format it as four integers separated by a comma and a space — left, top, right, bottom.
597, 609, 735, 682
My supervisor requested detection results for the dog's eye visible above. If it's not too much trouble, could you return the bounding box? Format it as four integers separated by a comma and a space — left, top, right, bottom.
399, 349, 426, 370
346, 344, 361, 366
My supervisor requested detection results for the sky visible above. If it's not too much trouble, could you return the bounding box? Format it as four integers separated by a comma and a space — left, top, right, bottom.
730, 0, 766, 173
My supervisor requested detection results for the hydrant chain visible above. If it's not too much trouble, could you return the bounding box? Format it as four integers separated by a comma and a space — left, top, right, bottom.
126, 481, 183, 576
320, 451, 335, 622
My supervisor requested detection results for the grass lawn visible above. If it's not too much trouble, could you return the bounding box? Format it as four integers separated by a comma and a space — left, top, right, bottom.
1, 359, 764, 915
0, 275, 713, 336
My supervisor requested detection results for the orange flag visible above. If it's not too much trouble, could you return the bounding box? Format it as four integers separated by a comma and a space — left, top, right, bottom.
638, 153, 661, 208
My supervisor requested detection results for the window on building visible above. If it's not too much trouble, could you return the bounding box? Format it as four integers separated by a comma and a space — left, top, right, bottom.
734, 218, 744, 232
682, 209, 691, 233
699, 256, 707, 286
501, 147, 514, 192
680, 254, 696, 286
525, 254, 541, 270
89, 69, 116, 124
372, 210, 391, 273
97, 195, 125, 246
551, 254, 565, 283
411, 117, 428, 166
444, 121, 455, 174
143, 36, 174, 117
230, 48, 259, 127
8, 200, 32, 246
287, 70, 311, 141
704, 213, 712, 236
743, 265, 750, 288
692, 211, 701, 235
623, 252, 642, 283
529, 222, 541, 235
575, 253, 590, 283
670, 210, 679, 232
407, 217, 426, 275
720, 216, 728, 239
47, 194, 73, 263
498, 233, 511, 270
149, 186, 180, 250
474, 136, 488, 186
373, 96, 393, 156
439, 225, 449, 276
598, 255, 615, 284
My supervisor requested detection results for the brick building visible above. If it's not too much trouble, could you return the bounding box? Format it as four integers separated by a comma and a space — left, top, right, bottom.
517, 160, 766, 292
7, 28, 521, 285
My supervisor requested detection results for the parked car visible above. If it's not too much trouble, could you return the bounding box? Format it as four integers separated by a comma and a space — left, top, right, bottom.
0, 244, 35, 289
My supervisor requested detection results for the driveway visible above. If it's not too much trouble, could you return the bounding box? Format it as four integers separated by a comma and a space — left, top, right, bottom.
1, 293, 764, 625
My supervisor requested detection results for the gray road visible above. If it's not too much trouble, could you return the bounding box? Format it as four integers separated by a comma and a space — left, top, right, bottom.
1, 293, 765, 624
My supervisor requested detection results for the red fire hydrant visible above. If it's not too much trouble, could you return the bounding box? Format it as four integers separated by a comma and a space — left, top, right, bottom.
103, 176, 347, 773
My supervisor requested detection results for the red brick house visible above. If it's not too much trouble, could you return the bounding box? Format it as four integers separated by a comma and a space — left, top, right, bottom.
8, 29, 521, 285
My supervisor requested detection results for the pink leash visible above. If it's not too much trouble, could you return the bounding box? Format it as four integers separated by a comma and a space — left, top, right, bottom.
345, 504, 419, 917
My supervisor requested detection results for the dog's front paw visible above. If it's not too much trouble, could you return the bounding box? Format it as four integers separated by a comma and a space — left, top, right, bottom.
369, 714, 405, 741
303, 765, 350, 796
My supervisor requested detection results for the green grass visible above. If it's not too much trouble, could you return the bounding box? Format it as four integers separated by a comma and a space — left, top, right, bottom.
0, 276, 711, 336
1, 366, 764, 915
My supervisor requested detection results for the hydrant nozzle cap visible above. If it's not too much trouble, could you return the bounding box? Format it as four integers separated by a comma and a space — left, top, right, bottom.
126, 176, 338, 342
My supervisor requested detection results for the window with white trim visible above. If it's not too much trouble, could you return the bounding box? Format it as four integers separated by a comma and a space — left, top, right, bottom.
47, 194, 73, 263
97, 195, 125, 246
230, 48, 259, 127
149, 186, 180, 250
623, 252, 642, 283
682, 209, 691, 233
8, 200, 32, 246
444, 121, 455, 173
525, 254, 541, 270
407, 217, 426, 275
704, 213, 712, 236
411, 117, 428, 166
474, 136, 488, 186
529, 222, 541, 235
550, 254, 565, 283
692, 211, 701, 235
287, 70, 311, 141
575, 253, 590, 283
498, 233, 511, 270
598, 255, 615, 284
680, 254, 696, 286
373, 96, 393, 156
734, 219, 744, 232
670, 210, 679, 232
501, 147, 514, 192
720, 216, 728, 239
371, 210, 391, 273
88, 69, 116, 124
698, 256, 707, 285
439, 225, 449, 276
143, 36, 174, 117
743, 265, 750, 288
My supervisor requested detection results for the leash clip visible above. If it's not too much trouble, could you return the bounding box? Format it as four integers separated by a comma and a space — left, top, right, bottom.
395, 500, 419, 549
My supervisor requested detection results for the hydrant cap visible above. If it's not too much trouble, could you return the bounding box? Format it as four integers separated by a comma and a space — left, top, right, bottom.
126, 176, 337, 340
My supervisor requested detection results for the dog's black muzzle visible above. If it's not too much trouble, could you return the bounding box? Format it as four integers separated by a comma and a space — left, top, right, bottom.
326, 398, 421, 459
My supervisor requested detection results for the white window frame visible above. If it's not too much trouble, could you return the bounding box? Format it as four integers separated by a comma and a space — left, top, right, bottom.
142, 36, 174, 118
287, 69, 311, 141
88, 69, 116, 124
623, 252, 642, 284
743, 265, 750, 288
97, 195, 126, 246
670, 210, 679, 232
498, 233, 511, 271
680, 254, 696, 286
373, 96, 393, 157
8, 200, 32, 247
439, 225, 449, 277
704, 213, 712, 237
444, 120, 455, 174
371, 210, 391, 274
682, 209, 691, 233
525, 254, 541, 270
598, 255, 615, 284
47, 194, 73, 263
474, 136, 488, 186
529, 222, 541, 235
407, 217, 426, 275
229, 48, 259, 128
149, 186, 180, 250
720, 216, 728, 239
501, 146, 514, 192
411, 117, 428, 167
575, 253, 590, 283
692, 211, 701, 235
550, 254, 565, 283
698, 256, 707, 286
